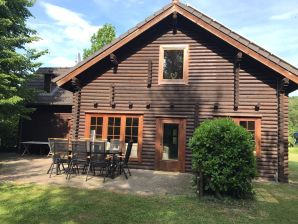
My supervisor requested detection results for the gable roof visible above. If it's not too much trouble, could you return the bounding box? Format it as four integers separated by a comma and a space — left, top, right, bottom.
53, 1, 298, 86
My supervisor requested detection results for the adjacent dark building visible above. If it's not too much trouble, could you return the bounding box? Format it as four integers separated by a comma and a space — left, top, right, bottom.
19, 67, 73, 143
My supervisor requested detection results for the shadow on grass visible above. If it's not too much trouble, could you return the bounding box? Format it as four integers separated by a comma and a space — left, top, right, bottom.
0, 182, 298, 224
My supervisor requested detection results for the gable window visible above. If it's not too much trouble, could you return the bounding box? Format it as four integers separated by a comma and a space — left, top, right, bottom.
233, 117, 261, 157
158, 44, 189, 84
85, 114, 143, 161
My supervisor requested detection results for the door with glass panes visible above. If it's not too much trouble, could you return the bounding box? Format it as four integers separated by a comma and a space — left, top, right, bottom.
155, 118, 186, 172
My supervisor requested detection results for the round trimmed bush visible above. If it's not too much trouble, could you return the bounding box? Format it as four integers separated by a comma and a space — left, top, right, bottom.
189, 118, 256, 198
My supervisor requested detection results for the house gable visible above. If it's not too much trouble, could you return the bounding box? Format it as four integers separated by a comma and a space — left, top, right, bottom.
54, 1, 298, 88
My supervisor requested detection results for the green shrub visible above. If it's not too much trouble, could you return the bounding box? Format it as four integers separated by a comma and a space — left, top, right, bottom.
189, 118, 257, 198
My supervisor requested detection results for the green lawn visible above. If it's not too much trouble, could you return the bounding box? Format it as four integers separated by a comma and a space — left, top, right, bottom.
0, 150, 298, 224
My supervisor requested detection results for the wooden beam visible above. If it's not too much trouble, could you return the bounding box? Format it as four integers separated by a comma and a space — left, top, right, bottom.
147, 59, 153, 88
71, 77, 81, 91
110, 83, 115, 108
277, 78, 289, 182
172, 12, 178, 34
234, 51, 242, 110
110, 53, 118, 74
194, 103, 199, 128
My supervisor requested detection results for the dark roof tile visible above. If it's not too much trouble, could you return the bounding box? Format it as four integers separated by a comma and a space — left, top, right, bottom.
238, 37, 250, 46
229, 31, 240, 40
289, 66, 298, 75
268, 55, 280, 64
258, 48, 270, 58
219, 26, 231, 35
247, 43, 259, 52
201, 15, 212, 23
210, 21, 221, 29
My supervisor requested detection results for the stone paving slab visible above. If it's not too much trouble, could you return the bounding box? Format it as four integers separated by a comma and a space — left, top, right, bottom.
0, 153, 194, 196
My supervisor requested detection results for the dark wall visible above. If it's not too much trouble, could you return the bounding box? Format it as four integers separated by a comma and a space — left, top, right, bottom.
20, 105, 72, 142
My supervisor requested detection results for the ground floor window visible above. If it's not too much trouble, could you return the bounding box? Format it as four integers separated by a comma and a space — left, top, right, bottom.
85, 114, 143, 161
232, 117, 261, 157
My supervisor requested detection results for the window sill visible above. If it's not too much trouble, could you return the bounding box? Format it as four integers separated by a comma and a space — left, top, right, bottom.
158, 80, 188, 85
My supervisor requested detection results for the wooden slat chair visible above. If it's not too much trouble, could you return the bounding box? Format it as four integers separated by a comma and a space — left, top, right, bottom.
118, 141, 133, 179
109, 139, 120, 153
86, 141, 108, 182
47, 138, 69, 177
66, 140, 88, 180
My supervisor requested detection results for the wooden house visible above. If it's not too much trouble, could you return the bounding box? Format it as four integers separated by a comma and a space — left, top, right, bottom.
19, 67, 73, 143
53, 0, 298, 182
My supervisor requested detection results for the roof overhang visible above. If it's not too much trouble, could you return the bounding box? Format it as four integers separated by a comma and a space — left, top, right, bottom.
53, 2, 298, 87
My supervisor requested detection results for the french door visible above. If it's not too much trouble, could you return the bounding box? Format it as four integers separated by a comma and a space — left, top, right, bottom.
155, 118, 186, 172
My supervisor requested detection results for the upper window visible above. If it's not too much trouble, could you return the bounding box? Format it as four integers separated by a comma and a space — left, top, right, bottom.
158, 45, 189, 85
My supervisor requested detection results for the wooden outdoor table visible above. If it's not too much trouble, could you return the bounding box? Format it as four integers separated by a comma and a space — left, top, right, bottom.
20, 141, 50, 156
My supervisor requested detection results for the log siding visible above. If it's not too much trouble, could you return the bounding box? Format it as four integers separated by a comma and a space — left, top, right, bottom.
69, 16, 289, 181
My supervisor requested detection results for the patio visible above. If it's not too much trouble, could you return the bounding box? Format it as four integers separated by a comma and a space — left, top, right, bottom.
0, 153, 194, 196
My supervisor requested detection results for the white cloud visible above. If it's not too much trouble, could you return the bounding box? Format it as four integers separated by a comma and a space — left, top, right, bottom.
41, 2, 99, 44
27, 2, 102, 67
270, 10, 298, 20
47, 56, 76, 67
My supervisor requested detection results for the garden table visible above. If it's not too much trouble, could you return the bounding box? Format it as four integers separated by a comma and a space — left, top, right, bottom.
21, 141, 50, 156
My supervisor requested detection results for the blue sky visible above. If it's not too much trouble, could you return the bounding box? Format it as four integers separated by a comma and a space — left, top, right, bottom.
28, 0, 298, 92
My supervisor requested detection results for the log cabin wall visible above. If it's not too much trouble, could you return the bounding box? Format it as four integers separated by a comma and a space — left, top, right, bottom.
73, 15, 287, 181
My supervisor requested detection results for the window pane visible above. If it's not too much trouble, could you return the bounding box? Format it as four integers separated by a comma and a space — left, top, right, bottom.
132, 136, 138, 143
96, 126, 102, 135
163, 50, 184, 80
90, 126, 96, 130
126, 118, 132, 126
248, 121, 255, 130
108, 127, 113, 135
114, 127, 120, 135
133, 118, 139, 127
162, 123, 179, 160
126, 126, 131, 136
91, 117, 96, 125
115, 118, 121, 126
132, 127, 138, 136
108, 117, 114, 125
97, 117, 103, 125
240, 121, 247, 128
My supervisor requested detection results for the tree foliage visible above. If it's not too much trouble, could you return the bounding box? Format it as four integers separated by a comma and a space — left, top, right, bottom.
189, 118, 256, 198
83, 24, 116, 59
0, 0, 46, 149
288, 96, 298, 146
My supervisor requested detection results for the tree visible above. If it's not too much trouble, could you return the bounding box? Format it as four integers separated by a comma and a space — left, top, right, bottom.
288, 96, 298, 146
83, 24, 116, 59
0, 0, 46, 149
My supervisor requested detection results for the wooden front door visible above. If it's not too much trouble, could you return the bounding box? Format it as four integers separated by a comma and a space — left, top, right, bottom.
155, 118, 186, 172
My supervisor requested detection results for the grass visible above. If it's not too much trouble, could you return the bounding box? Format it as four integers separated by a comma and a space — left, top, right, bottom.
0, 149, 298, 224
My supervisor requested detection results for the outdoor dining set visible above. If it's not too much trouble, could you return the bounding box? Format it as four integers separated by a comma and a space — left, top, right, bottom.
46, 138, 133, 182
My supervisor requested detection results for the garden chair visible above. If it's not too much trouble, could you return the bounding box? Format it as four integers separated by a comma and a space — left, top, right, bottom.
47, 138, 69, 177
66, 140, 88, 180
109, 139, 120, 153
118, 141, 133, 179
86, 141, 108, 182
